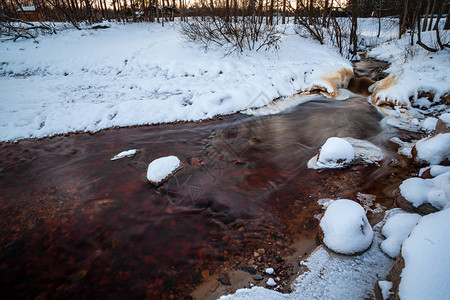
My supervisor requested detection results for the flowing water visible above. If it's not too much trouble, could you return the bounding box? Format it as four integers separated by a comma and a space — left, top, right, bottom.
0, 95, 420, 299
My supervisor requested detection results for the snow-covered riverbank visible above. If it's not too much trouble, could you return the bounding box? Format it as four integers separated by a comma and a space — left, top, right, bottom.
0, 22, 352, 142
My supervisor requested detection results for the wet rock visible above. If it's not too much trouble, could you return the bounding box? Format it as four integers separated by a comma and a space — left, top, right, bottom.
441, 92, 450, 105
210, 281, 219, 292
201, 269, 210, 279
394, 189, 438, 215
211, 202, 229, 212
189, 157, 206, 168
435, 119, 450, 135
253, 275, 263, 281
239, 266, 257, 275
218, 274, 231, 286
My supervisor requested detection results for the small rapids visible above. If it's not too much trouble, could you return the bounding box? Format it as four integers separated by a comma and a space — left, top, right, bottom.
0, 96, 419, 299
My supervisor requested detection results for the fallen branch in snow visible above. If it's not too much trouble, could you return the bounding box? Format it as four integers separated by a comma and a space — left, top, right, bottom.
0, 14, 57, 41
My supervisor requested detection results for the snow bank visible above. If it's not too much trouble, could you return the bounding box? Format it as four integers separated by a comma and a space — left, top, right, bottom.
146, 156, 182, 185
0, 22, 351, 142
399, 171, 450, 210
414, 133, 450, 165
320, 199, 373, 255
399, 208, 450, 300
111, 149, 137, 161
368, 31, 450, 107
380, 213, 421, 258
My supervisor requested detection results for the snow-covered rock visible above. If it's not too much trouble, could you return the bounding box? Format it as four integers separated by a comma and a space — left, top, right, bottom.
413, 133, 450, 165
308, 137, 355, 169
398, 208, 450, 300
265, 268, 274, 275
146, 156, 182, 185
419, 165, 450, 178
399, 171, 450, 212
380, 213, 421, 258
266, 278, 276, 287
111, 149, 137, 161
420, 117, 438, 132
319, 199, 373, 255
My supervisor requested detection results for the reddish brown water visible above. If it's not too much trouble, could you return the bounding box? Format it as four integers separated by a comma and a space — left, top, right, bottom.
0, 97, 416, 299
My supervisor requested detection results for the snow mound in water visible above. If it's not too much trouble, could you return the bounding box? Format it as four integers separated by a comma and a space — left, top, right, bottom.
320, 199, 373, 255
111, 149, 137, 160
414, 133, 450, 165
308, 137, 355, 169
146, 156, 182, 185
399, 171, 450, 211
380, 213, 421, 258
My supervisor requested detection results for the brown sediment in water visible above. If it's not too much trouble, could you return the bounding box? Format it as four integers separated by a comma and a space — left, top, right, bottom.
0, 97, 421, 300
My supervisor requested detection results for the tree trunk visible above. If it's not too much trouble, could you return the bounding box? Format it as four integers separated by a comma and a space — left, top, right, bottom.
427, 0, 436, 31
422, 0, 430, 31
377, 0, 382, 38
399, 0, 409, 38
350, 0, 358, 57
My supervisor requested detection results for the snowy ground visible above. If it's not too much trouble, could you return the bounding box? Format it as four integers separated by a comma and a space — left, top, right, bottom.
0, 22, 351, 142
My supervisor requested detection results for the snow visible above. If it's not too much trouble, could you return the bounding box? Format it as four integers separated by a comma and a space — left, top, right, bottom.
399, 171, 450, 210
219, 218, 394, 300
110, 149, 137, 161
420, 117, 438, 132
378, 281, 393, 300
320, 199, 373, 255
265, 268, 274, 275
308, 137, 383, 169
399, 208, 450, 300
414, 133, 450, 165
0, 22, 352, 142
419, 165, 450, 177
380, 213, 421, 258
389, 137, 415, 158
266, 278, 276, 287
308, 137, 355, 169
146, 155, 181, 185
368, 30, 450, 108
439, 113, 450, 126
17, 6, 36, 11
